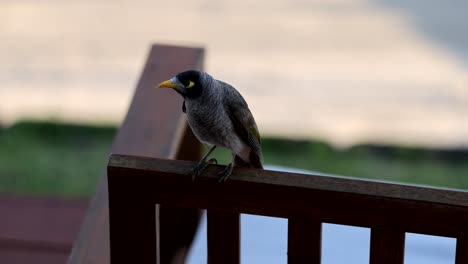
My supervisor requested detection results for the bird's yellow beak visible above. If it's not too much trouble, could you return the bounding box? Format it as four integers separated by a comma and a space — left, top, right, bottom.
157, 79, 177, 89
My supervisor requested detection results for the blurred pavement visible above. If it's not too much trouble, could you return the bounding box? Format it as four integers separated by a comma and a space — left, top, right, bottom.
1, 0, 467, 147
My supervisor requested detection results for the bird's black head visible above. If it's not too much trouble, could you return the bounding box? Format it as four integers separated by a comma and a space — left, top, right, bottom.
157, 70, 203, 99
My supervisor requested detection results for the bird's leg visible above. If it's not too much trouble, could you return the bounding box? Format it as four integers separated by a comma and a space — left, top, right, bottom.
218, 153, 235, 182
218, 163, 233, 182
192, 145, 217, 180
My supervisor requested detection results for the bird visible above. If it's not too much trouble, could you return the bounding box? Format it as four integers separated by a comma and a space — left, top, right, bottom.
157, 70, 263, 182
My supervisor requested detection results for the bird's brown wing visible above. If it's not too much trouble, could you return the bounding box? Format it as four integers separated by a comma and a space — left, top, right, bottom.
221, 82, 263, 169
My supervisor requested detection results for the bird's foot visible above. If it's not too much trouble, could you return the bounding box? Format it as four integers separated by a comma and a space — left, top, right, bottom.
218, 163, 233, 182
192, 158, 218, 181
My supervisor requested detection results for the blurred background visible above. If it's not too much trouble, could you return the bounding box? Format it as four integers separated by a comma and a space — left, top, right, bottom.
0, 0, 467, 263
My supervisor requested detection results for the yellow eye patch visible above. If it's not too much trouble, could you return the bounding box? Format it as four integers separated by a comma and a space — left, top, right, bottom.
187, 80, 195, 88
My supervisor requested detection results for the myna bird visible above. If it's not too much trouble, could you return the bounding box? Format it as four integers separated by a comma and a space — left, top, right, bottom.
157, 70, 263, 182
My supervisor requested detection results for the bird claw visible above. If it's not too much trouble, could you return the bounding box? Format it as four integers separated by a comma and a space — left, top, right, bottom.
192, 162, 206, 181
192, 158, 218, 181
218, 163, 233, 182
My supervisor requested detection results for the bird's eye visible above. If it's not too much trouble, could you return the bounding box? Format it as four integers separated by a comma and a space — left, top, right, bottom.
187, 80, 195, 88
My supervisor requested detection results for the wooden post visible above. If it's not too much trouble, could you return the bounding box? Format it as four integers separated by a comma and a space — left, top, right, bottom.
207, 210, 240, 264
287, 217, 321, 264
370, 228, 405, 264
108, 171, 158, 264
456, 236, 468, 264
69, 44, 205, 264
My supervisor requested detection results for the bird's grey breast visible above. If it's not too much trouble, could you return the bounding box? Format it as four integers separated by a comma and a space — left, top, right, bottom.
185, 98, 232, 146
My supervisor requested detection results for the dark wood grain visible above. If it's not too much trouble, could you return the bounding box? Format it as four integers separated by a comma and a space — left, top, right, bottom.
68, 44, 204, 264
207, 211, 240, 264
369, 228, 405, 264
107, 155, 468, 238
287, 217, 321, 264
456, 236, 468, 264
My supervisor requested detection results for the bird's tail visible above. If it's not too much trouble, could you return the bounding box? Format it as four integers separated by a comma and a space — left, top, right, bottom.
234, 151, 263, 169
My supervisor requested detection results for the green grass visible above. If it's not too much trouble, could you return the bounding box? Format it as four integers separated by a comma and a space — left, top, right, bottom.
0, 121, 116, 197
0, 121, 467, 198
262, 139, 468, 189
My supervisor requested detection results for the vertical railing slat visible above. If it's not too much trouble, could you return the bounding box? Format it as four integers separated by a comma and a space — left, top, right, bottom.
160, 122, 203, 264
207, 210, 240, 264
456, 236, 468, 264
287, 217, 322, 264
108, 184, 158, 264
370, 228, 405, 264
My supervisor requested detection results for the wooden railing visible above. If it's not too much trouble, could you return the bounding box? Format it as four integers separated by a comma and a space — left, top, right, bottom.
107, 155, 468, 264
69, 44, 468, 264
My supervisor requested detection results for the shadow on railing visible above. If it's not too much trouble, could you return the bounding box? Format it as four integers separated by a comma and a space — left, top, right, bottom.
69, 44, 468, 264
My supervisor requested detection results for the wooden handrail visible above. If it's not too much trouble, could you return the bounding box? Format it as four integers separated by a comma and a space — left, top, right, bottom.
68, 44, 204, 264
107, 154, 468, 264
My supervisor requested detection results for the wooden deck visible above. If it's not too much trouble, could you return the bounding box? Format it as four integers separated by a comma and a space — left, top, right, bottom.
0, 195, 88, 264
